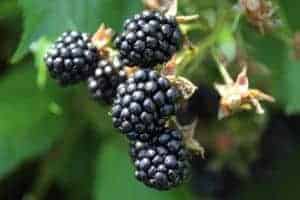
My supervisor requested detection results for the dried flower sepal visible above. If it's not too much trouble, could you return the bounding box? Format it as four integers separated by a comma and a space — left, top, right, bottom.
161, 55, 198, 100
215, 67, 275, 119
239, 0, 279, 33
143, 0, 178, 16
167, 75, 198, 100
91, 24, 114, 56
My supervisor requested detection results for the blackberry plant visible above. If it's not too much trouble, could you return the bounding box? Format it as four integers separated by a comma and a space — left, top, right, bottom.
115, 10, 182, 68
44, 31, 99, 86
35, 0, 280, 194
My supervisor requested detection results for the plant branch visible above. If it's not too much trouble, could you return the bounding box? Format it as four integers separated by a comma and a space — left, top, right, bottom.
177, 9, 229, 75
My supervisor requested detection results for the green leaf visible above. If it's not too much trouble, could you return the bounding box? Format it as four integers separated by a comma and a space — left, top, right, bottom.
278, 0, 300, 32
0, 64, 66, 177
282, 56, 300, 114
30, 37, 52, 89
94, 140, 194, 200
12, 0, 142, 63
0, 0, 19, 19
94, 0, 142, 31
242, 26, 286, 68
241, 25, 288, 104
55, 130, 101, 200
216, 23, 237, 63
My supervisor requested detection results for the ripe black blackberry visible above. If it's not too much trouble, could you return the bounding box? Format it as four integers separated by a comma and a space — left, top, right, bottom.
115, 10, 182, 68
87, 58, 127, 104
130, 128, 190, 190
111, 69, 181, 141
44, 31, 99, 85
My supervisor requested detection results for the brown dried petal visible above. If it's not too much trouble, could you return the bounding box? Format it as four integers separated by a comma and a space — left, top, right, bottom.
143, 0, 178, 16
239, 0, 278, 33
92, 24, 114, 50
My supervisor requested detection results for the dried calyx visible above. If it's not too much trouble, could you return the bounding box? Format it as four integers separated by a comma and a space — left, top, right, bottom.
239, 0, 280, 33
213, 57, 275, 119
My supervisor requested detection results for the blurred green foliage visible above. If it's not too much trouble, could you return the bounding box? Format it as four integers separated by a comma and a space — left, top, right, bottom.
12, 0, 142, 63
0, 0, 300, 199
0, 65, 66, 177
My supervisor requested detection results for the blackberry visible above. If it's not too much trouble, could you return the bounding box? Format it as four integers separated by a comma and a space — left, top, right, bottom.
87, 58, 127, 103
111, 69, 181, 141
130, 128, 190, 190
115, 10, 182, 68
44, 31, 99, 85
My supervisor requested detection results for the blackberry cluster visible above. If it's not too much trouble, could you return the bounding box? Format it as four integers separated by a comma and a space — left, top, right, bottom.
115, 10, 182, 68
87, 58, 127, 103
44, 31, 99, 85
111, 69, 181, 141
43, 10, 190, 191
130, 128, 190, 190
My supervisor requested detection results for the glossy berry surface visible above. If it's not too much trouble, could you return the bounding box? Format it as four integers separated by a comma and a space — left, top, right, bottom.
87, 58, 127, 104
111, 69, 181, 141
44, 31, 99, 85
115, 10, 182, 68
130, 128, 190, 190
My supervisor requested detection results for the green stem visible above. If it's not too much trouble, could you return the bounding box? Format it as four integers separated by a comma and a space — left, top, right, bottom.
232, 11, 242, 32
177, 9, 228, 75
211, 48, 233, 84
